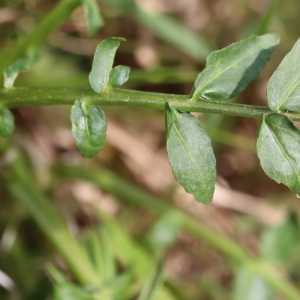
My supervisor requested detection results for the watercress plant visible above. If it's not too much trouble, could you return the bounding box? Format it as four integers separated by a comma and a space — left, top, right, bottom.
2, 33, 300, 204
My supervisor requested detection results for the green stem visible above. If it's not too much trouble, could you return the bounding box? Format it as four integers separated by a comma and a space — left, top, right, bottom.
55, 164, 300, 300
2, 87, 300, 121
0, 0, 81, 75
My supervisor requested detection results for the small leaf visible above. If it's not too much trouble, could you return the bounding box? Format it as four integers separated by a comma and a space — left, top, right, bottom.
267, 38, 300, 111
260, 213, 300, 264
257, 113, 300, 195
89, 37, 125, 93
165, 103, 216, 204
0, 108, 15, 137
81, 0, 104, 36
137, 259, 165, 300
191, 34, 279, 100
70, 99, 107, 158
233, 264, 273, 300
109, 65, 130, 86
4, 52, 39, 88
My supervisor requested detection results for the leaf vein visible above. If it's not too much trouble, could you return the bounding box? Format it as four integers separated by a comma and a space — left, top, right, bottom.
172, 124, 207, 189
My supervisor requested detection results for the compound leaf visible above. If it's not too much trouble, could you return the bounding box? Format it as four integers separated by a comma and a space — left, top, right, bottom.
89, 37, 125, 93
71, 99, 107, 158
191, 34, 279, 100
109, 65, 130, 86
165, 103, 216, 204
267, 38, 300, 111
81, 0, 104, 36
257, 113, 300, 195
0, 108, 15, 137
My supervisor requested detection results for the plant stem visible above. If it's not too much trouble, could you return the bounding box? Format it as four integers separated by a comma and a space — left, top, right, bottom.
55, 164, 300, 300
0, 0, 81, 75
2, 87, 300, 121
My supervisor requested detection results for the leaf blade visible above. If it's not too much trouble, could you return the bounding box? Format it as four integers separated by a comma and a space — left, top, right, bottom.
165, 103, 216, 204
256, 113, 300, 195
267, 38, 300, 111
70, 99, 107, 158
89, 37, 125, 93
109, 65, 130, 86
191, 34, 279, 100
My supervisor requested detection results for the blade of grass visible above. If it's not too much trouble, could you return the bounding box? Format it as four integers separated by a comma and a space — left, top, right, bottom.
255, 0, 278, 36
81, 227, 116, 283
137, 259, 165, 300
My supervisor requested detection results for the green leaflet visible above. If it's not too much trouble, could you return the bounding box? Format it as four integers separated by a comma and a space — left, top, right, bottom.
4, 52, 39, 88
81, 0, 104, 36
0, 108, 15, 137
165, 103, 216, 204
191, 34, 279, 100
89, 37, 125, 93
267, 38, 300, 111
70, 99, 107, 158
233, 264, 273, 300
257, 113, 300, 195
109, 65, 130, 86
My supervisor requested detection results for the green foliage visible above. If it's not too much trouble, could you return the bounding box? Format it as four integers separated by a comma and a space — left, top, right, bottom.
137, 259, 165, 300
70, 99, 107, 158
190, 34, 279, 100
267, 38, 300, 111
81, 0, 104, 36
0, 108, 15, 137
257, 113, 300, 196
53, 283, 96, 300
82, 228, 116, 283
3, 52, 39, 88
145, 211, 181, 251
165, 103, 216, 204
109, 65, 130, 86
89, 37, 125, 93
260, 214, 300, 264
2, 1, 300, 299
233, 264, 273, 300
